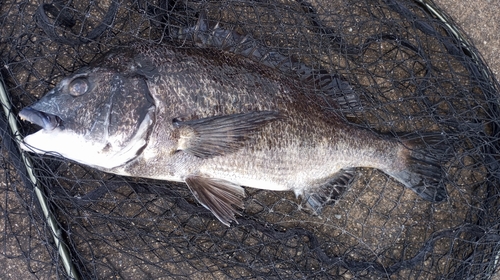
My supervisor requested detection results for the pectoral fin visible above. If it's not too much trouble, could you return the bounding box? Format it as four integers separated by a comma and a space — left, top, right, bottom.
303, 168, 356, 214
185, 175, 246, 226
174, 111, 281, 158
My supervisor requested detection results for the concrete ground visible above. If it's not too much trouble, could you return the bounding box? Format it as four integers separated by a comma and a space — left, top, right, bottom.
432, 2, 500, 278
1, 0, 499, 279
430, 4, 500, 277
434, 0, 500, 77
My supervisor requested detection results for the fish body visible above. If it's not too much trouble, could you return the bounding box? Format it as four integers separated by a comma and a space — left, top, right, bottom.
19, 43, 447, 225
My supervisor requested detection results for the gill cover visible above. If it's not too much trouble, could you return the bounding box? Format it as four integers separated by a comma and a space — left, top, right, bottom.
20, 62, 156, 170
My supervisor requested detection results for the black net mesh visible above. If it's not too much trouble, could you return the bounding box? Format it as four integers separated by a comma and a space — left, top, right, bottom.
1, 0, 500, 279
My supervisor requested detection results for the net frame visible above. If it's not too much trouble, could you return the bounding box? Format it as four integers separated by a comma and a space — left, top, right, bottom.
2, 1, 498, 278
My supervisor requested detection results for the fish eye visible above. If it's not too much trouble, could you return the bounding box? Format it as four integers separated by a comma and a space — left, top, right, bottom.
68, 77, 89, 96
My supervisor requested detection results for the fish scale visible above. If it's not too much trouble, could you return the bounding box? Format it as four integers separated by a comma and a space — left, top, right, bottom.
19, 42, 448, 226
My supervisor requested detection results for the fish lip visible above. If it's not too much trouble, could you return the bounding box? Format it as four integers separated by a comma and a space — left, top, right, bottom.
19, 107, 63, 131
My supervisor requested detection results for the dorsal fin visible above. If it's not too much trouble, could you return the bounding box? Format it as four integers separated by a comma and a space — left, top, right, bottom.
177, 12, 362, 113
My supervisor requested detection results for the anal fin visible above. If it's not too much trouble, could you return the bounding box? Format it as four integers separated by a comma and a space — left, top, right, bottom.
185, 175, 245, 226
303, 168, 356, 214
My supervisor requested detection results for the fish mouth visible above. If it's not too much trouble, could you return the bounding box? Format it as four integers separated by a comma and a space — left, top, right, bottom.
19, 107, 63, 131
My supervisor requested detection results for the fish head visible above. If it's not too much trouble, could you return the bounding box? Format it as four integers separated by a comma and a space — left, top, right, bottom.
19, 66, 155, 170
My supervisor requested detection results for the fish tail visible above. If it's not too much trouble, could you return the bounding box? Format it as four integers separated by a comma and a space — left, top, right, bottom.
387, 134, 454, 202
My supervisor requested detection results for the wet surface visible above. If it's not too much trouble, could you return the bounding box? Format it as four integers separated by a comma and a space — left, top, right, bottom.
1, 0, 499, 279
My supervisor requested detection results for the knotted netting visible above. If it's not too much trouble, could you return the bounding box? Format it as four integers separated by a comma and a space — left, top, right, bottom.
1, 0, 499, 279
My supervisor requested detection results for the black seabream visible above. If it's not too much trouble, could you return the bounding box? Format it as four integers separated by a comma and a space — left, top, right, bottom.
19, 42, 448, 226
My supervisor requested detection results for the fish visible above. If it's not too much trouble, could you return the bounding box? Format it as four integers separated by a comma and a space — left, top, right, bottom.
18, 42, 449, 226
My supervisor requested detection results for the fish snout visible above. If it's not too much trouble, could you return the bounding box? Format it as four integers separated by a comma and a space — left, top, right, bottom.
19, 107, 63, 131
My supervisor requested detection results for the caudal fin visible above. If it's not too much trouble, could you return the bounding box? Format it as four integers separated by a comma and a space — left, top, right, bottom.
388, 135, 453, 202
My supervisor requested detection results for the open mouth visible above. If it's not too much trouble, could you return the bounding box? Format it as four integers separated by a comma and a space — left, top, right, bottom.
19, 107, 63, 130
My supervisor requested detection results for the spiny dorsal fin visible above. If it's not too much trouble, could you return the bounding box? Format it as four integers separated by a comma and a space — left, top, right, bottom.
179, 12, 362, 114
174, 111, 281, 158
185, 175, 245, 226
